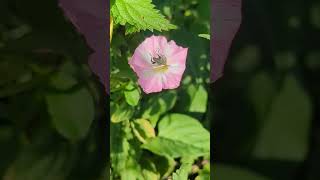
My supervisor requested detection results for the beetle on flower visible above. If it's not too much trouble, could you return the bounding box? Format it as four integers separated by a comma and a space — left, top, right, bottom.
129, 35, 188, 94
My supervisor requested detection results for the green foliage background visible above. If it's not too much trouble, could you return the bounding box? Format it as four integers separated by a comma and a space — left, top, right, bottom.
110, 0, 211, 179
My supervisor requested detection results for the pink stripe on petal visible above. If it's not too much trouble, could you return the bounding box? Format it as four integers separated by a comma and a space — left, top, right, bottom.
139, 74, 163, 94
130, 49, 152, 68
165, 40, 182, 57
167, 48, 188, 65
162, 72, 183, 89
167, 65, 186, 76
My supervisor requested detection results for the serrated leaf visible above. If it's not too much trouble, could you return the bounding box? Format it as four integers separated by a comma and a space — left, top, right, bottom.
142, 114, 210, 158
45, 88, 94, 140
111, 0, 177, 34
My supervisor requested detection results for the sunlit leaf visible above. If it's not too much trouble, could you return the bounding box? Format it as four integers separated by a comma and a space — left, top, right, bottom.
189, 84, 208, 113
142, 114, 210, 158
124, 83, 140, 106
131, 119, 155, 144
142, 91, 177, 126
111, 0, 176, 34
172, 157, 193, 180
198, 34, 210, 40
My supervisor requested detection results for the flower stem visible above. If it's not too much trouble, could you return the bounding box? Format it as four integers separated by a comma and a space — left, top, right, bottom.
110, 16, 113, 43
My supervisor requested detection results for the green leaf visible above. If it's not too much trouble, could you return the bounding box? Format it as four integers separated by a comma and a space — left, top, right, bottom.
195, 163, 210, 180
111, 0, 177, 34
141, 158, 160, 180
131, 119, 155, 144
111, 122, 144, 180
148, 154, 176, 179
142, 91, 177, 126
248, 72, 276, 119
124, 82, 140, 106
49, 71, 77, 90
253, 75, 312, 161
6, 146, 71, 180
142, 114, 210, 158
172, 164, 191, 180
111, 102, 134, 123
110, 123, 130, 174
49, 61, 78, 90
45, 88, 94, 140
214, 164, 271, 180
172, 157, 193, 180
198, 34, 210, 40
189, 84, 208, 113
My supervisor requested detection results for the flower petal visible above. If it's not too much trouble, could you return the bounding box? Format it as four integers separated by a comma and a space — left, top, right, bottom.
129, 35, 188, 93
138, 73, 163, 94
162, 69, 184, 89
166, 47, 188, 66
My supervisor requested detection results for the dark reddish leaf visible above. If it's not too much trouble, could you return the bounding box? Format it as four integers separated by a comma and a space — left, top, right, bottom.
58, 0, 109, 93
211, 0, 242, 82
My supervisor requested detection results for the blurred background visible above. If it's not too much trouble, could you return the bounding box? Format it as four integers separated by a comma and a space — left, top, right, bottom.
213, 0, 320, 179
0, 0, 107, 179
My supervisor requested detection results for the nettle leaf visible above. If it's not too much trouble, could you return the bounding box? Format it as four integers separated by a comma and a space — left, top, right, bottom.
111, 0, 177, 34
45, 88, 94, 140
142, 114, 210, 158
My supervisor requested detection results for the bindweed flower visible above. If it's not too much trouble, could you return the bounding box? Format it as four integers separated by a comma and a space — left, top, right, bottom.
129, 36, 188, 94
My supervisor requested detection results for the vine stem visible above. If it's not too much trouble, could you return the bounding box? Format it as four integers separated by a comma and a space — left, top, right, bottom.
110, 16, 113, 43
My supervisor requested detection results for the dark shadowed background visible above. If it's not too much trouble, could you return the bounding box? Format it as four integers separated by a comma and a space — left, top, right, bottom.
0, 0, 108, 179
213, 0, 320, 179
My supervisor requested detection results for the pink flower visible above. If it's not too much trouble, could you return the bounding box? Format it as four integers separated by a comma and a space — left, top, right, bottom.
129, 36, 188, 94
